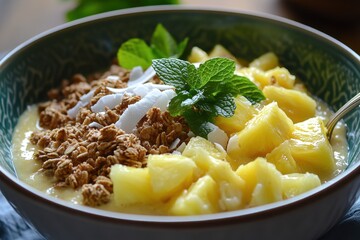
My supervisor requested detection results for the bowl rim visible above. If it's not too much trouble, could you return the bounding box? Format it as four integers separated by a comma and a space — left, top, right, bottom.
1, 5, 359, 66
0, 5, 359, 227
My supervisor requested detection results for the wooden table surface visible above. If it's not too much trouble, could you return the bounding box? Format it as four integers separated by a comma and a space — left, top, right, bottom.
0, 0, 359, 54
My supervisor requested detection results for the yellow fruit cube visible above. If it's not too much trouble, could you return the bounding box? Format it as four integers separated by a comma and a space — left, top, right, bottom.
289, 117, 335, 180
266, 140, 300, 174
281, 173, 321, 199
209, 45, 244, 68
209, 45, 237, 61
236, 158, 282, 207
183, 136, 227, 161
236, 66, 295, 90
110, 164, 155, 205
182, 145, 223, 180
263, 86, 316, 123
147, 154, 197, 201
235, 67, 267, 89
206, 157, 245, 211
183, 143, 245, 211
169, 175, 220, 215
249, 52, 279, 71
227, 102, 294, 167
188, 46, 209, 63
265, 67, 296, 89
214, 96, 259, 136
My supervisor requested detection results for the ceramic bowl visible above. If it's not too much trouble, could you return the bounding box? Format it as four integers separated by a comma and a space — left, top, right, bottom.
0, 6, 359, 240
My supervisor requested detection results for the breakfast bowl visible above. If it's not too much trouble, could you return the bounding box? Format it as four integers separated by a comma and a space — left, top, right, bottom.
0, 6, 359, 240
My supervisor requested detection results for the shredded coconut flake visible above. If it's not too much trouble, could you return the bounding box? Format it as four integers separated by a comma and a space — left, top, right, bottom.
115, 88, 163, 132
68, 101, 86, 119
176, 142, 187, 153
207, 123, 228, 148
153, 89, 176, 111
107, 83, 173, 94
91, 93, 125, 113
106, 75, 120, 82
132, 84, 151, 98
169, 138, 181, 150
127, 66, 156, 87
88, 122, 104, 128
67, 90, 95, 118
80, 90, 95, 102
129, 66, 143, 82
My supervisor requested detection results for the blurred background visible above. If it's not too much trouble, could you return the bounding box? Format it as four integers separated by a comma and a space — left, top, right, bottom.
0, 0, 359, 56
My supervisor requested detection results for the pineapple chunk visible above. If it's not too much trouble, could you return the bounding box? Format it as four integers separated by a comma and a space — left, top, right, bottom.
169, 175, 220, 215
289, 117, 335, 180
266, 140, 300, 174
281, 173, 321, 199
147, 154, 197, 201
188, 46, 209, 63
209, 45, 244, 68
236, 158, 282, 207
249, 52, 279, 71
227, 102, 294, 167
214, 96, 259, 135
265, 67, 295, 89
184, 140, 245, 211
236, 67, 267, 89
183, 136, 226, 161
207, 157, 245, 211
209, 45, 237, 62
182, 141, 227, 176
184, 148, 212, 175
110, 164, 155, 205
182, 138, 225, 178
236, 66, 295, 90
263, 86, 316, 123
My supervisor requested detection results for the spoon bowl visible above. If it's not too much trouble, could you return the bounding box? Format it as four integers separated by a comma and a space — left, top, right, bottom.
326, 93, 360, 140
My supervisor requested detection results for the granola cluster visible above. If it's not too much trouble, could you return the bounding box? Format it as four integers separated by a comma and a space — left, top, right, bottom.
30, 64, 189, 206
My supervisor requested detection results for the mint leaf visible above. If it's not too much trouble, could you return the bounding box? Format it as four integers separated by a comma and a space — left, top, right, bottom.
182, 110, 214, 138
118, 24, 188, 69
195, 93, 235, 118
176, 38, 189, 58
226, 75, 265, 104
151, 24, 178, 58
152, 58, 194, 91
181, 90, 204, 108
212, 93, 235, 117
117, 39, 153, 69
197, 122, 216, 138
196, 101, 214, 112
168, 91, 191, 116
201, 81, 223, 97
198, 58, 235, 84
185, 63, 200, 89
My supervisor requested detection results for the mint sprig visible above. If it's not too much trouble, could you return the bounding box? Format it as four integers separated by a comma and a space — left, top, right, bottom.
117, 24, 188, 69
152, 57, 265, 138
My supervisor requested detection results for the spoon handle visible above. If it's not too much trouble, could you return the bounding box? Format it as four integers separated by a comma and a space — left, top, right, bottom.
326, 92, 360, 140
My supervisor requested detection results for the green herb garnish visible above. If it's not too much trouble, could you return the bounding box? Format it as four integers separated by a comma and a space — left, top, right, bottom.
152, 57, 265, 138
117, 24, 188, 69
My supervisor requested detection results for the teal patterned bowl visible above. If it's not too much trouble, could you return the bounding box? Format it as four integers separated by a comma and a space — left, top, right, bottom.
0, 6, 359, 240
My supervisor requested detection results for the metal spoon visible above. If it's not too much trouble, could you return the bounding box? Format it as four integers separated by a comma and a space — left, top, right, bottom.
326, 92, 360, 140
